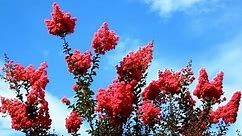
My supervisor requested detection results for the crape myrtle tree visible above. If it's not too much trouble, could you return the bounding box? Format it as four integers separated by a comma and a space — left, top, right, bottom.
0, 2, 241, 136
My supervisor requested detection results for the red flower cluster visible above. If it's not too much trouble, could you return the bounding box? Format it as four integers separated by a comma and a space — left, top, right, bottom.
142, 69, 183, 100
142, 80, 161, 100
45, 3, 77, 36
116, 42, 153, 82
210, 91, 241, 124
0, 62, 52, 132
137, 101, 161, 126
61, 97, 71, 105
96, 80, 135, 125
65, 111, 82, 134
65, 50, 92, 76
92, 22, 119, 55
0, 98, 32, 130
158, 70, 183, 94
193, 69, 224, 102
4, 62, 48, 89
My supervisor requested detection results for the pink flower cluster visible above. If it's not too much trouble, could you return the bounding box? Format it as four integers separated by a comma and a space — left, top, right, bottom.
0, 62, 51, 131
142, 69, 183, 100
65, 111, 82, 134
96, 80, 136, 125
116, 42, 153, 82
4, 62, 48, 88
142, 80, 161, 100
210, 91, 241, 124
92, 22, 119, 55
65, 50, 92, 76
0, 98, 32, 130
194, 69, 224, 102
45, 3, 77, 36
137, 101, 161, 126
158, 70, 183, 94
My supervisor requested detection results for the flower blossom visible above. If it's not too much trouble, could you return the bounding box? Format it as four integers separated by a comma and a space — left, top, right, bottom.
137, 100, 161, 126
96, 80, 135, 125
92, 22, 119, 54
0, 62, 52, 132
65, 111, 82, 134
45, 3, 77, 36
158, 69, 183, 95
116, 42, 153, 82
210, 91, 241, 124
65, 50, 92, 76
142, 80, 161, 100
193, 69, 224, 102
142, 69, 184, 101
0, 98, 32, 130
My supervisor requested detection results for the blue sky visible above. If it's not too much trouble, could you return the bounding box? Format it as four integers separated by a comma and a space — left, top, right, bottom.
0, 0, 242, 135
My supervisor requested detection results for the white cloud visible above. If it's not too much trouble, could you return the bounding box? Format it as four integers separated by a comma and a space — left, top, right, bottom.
143, 0, 205, 16
46, 93, 69, 135
140, 0, 226, 17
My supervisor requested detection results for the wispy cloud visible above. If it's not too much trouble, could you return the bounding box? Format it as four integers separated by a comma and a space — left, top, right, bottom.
140, 0, 225, 17
142, 0, 206, 16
